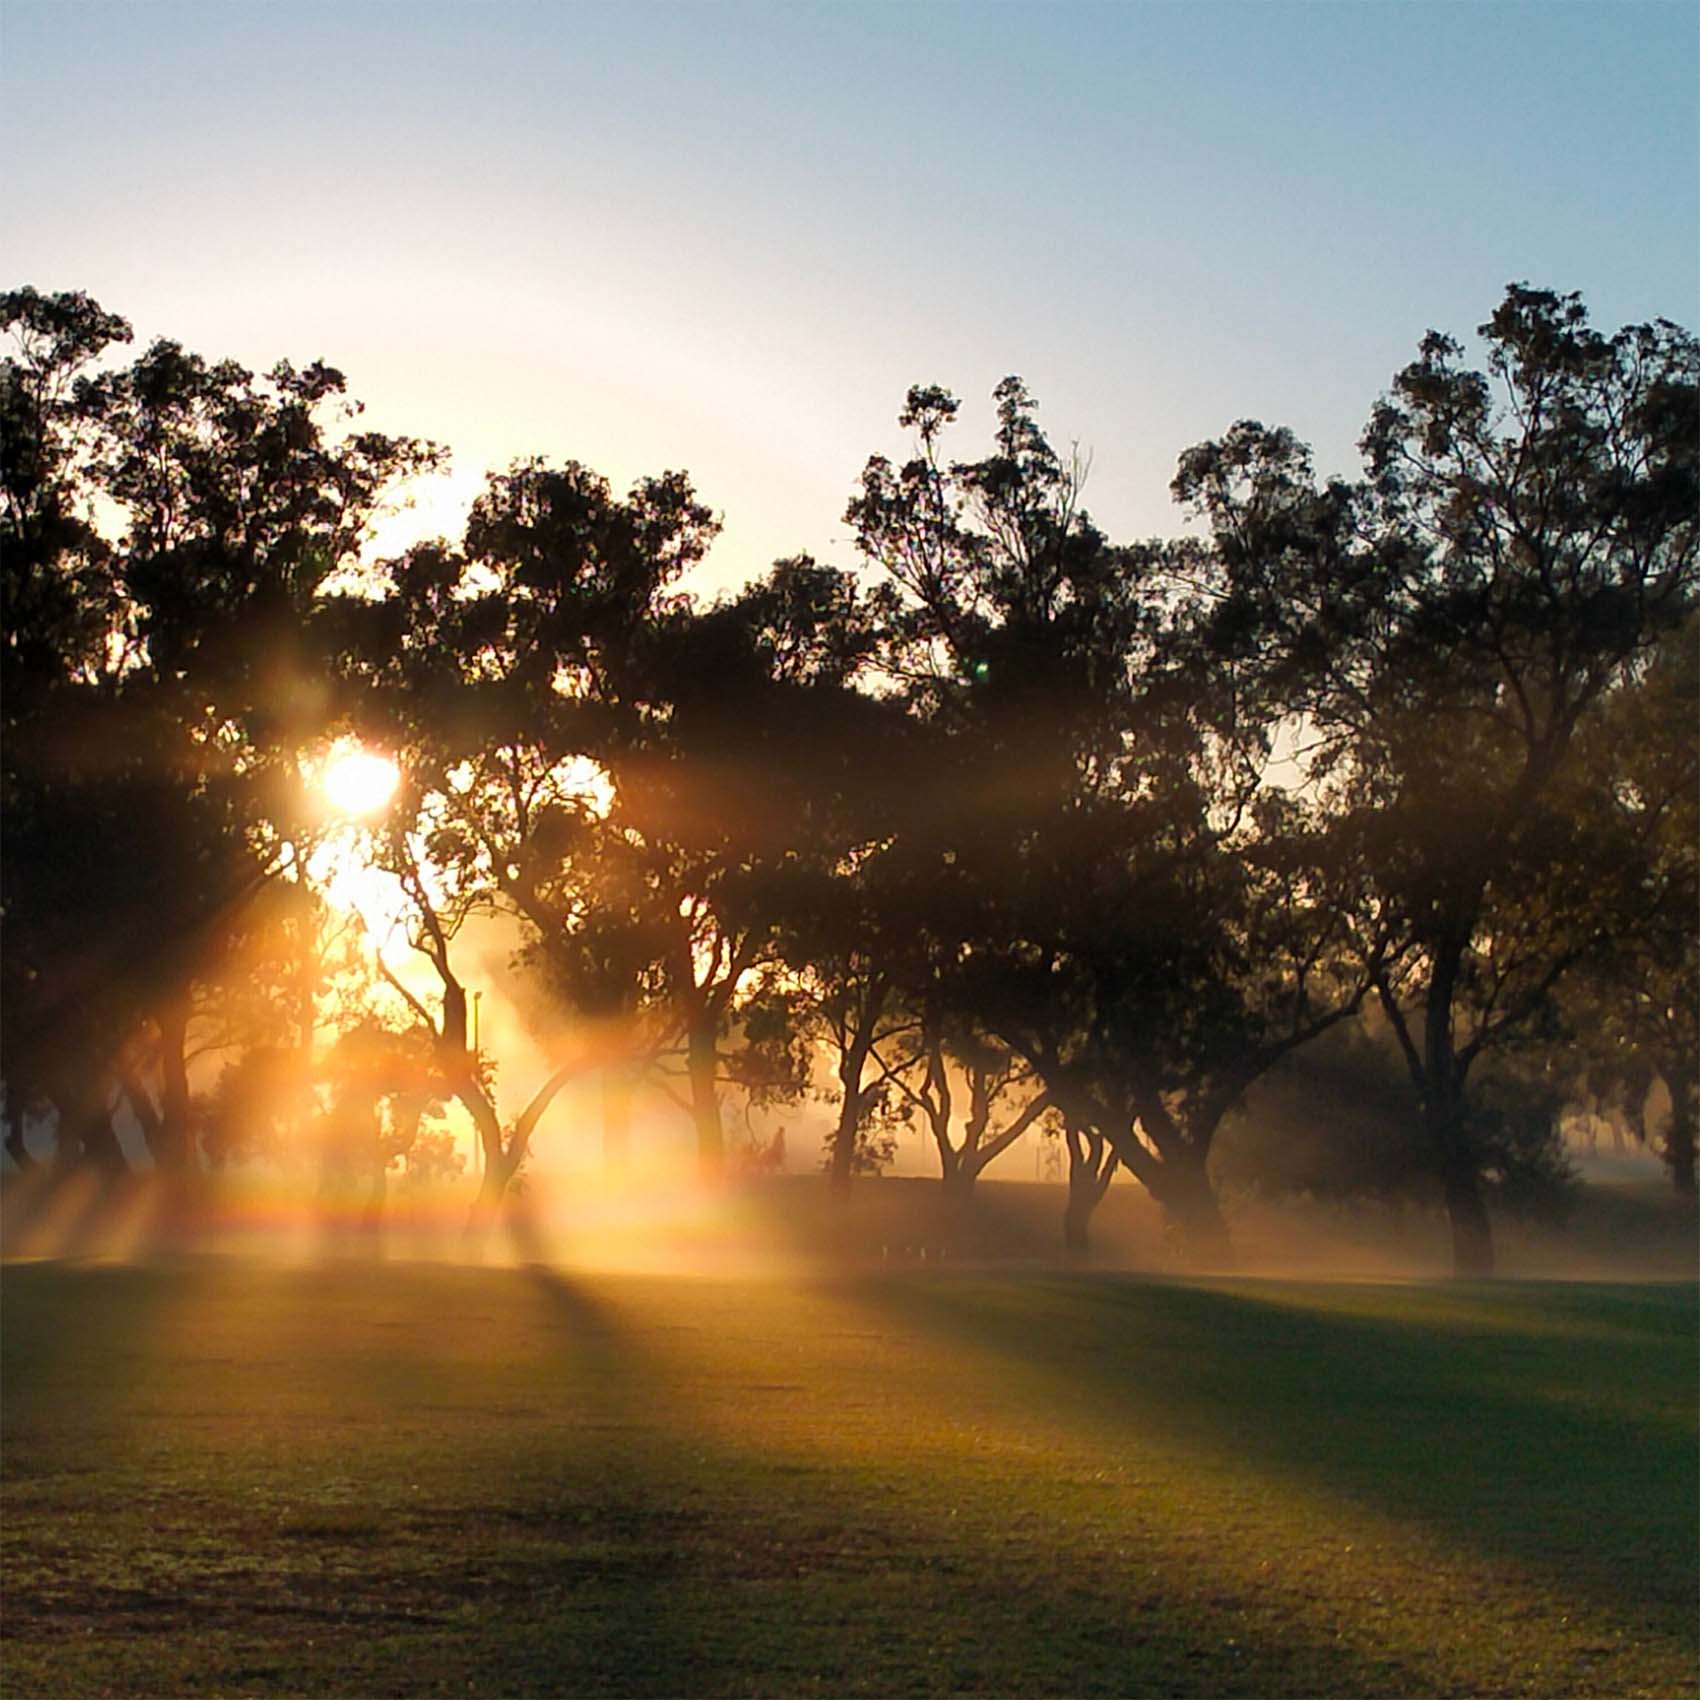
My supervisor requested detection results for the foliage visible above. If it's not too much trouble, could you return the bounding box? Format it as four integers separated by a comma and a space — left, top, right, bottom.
1177, 285, 1699, 1271
2, 281, 1692, 1275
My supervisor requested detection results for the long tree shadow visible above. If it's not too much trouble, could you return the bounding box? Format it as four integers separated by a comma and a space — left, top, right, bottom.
1, 1256, 194, 1458
505, 1266, 1449, 1699
204, 1260, 1450, 1696
8, 1261, 1687, 1697
500, 1263, 748, 1697
832, 1272, 1697, 1639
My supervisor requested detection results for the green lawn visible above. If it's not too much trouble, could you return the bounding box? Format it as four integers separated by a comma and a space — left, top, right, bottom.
3, 1260, 1694, 1697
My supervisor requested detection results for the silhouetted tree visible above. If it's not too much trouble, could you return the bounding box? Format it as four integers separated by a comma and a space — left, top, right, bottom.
1178, 285, 1699, 1272
2, 288, 135, 1171
849, 379, 1373, 1260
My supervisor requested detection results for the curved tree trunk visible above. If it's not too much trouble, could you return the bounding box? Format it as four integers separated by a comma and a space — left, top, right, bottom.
464, 1151, 520, 1249
1147, 1144, 1232, 1268
1062, 1123, 1116, 1264
1116, 1088, 1232, 1267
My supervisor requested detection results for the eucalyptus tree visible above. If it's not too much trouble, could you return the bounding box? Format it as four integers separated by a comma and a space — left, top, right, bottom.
93, 327, 437, 1174
845, 376, 1151, 1243
454, 475, 795, 1182
847, 378, 1373, 1259
1176, 285, 1699, 1272
343, 464, 850, 1198
332, 446, 714, 1211
964, 779, 1379, 1259
767, 851, 909, 1191
608, 557, 897, 1176
1607, 624, 1698, 1196
2, 288, 136, 1169
711, 558, 953, 1192
4, 284, 444, 1184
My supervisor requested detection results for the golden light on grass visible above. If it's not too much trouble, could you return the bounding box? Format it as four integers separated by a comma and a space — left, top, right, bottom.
321, 746, 400, 818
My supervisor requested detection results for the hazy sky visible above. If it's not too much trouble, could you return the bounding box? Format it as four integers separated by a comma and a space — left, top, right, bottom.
4, 0, 1696, 594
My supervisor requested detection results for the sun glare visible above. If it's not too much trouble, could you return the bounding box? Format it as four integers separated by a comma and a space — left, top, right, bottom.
322, 747, 400, 818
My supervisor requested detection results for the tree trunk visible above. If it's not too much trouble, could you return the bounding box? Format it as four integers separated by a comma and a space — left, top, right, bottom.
75, 1102, 129, 1175
1148, 1144, 1232, 1268
157, 996, 195, 1172
1441, 1155, 1495, 1277
1422, 936, 1495, 1278
828, 1033, 876, 1198
1662, 1067, 1697, 1200
464, 1152, 519, 1248
121, 1072, 167, 1167
361, 1159, 389, 1239
1061, 1189, 1091, 1258
1062, 1123, 1116, 1264
1425, 1073, 1495, 1277
955, 1063, 990, 1197
827, 1091, 860, 1197
828, 980, 887, 1198
940, 1155, 976, 1206
687, 1020, 723, 1181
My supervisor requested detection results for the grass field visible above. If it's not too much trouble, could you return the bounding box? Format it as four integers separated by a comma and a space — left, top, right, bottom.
3, 1258, 1695, 1697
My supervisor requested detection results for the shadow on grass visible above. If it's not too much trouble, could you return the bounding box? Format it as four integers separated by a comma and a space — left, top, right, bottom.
508, 1263, 748, 1697
509, 1267, 1445, 1700
1, 1256, 197, 1457
16, 1259, 1692, 1695
4, 1258, 1453, 1698
836, 1273, 1698, 1636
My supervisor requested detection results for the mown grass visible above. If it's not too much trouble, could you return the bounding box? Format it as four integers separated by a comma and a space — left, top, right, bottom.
2, 1259, 1694, 1697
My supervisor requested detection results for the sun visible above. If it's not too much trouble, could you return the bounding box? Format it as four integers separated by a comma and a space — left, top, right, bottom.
321, 745, 400, 818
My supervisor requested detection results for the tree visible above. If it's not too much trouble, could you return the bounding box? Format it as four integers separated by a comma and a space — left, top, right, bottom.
356, 778, 592, 1232
848, 378, 1373, 1260
765, 847, 910, 1196
1177, 285, 1699, 1273
606, 567, 896, 1177
342, 458, 762, 1206
2, 288, 135, 1172
2, 288, 438, 1188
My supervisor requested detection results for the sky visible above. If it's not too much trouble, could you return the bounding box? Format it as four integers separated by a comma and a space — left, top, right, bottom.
4, 0, 1696, 598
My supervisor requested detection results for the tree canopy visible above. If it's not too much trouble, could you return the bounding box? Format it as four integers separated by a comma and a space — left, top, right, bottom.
3, 282, 1693, 1274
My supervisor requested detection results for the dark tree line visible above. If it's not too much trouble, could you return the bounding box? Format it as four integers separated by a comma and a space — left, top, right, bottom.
3, 283, 1694, 1274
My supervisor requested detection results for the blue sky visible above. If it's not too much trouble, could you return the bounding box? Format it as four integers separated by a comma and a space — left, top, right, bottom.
4, 0, 1696, 591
